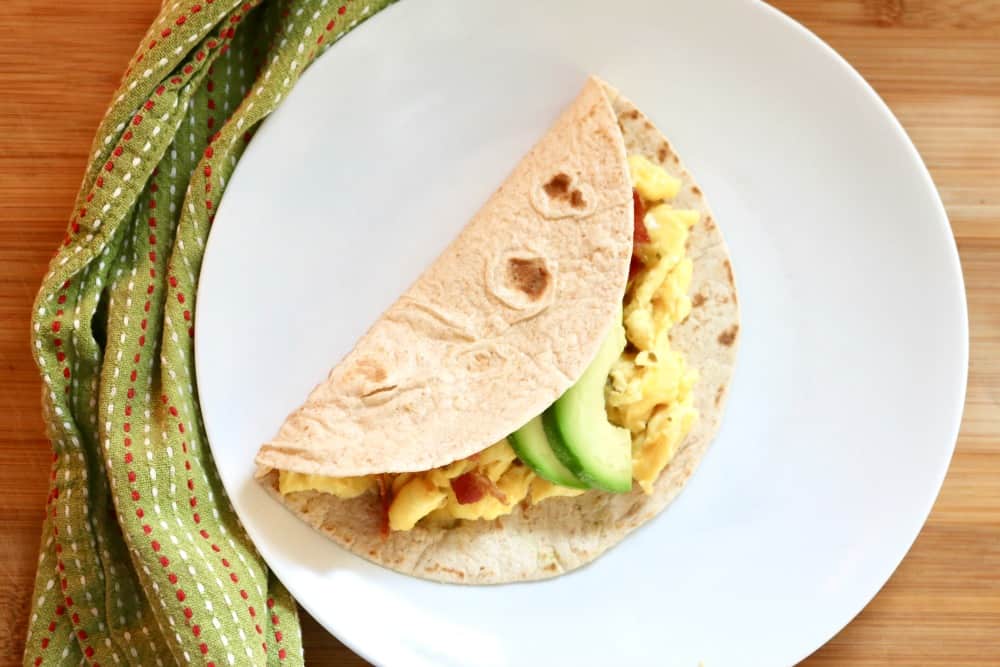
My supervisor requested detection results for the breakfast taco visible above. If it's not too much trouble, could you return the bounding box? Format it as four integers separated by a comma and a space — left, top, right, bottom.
255, 77, 739, 583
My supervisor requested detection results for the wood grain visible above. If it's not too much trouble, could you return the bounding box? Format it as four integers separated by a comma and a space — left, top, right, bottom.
1, 1, 997, 665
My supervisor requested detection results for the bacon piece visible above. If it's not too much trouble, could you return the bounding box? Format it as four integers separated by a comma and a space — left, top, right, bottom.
376, 474, 393, 537
628, 255, 645, 280
450, 472, 484, 504
632, 190, 649, 244
629, 190, 650, 280
451, 471, 508, 505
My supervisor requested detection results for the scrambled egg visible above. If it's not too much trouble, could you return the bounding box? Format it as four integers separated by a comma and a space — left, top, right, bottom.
609, 155, 700, 493
280, 440, 580, 531
278, 154, 698, 528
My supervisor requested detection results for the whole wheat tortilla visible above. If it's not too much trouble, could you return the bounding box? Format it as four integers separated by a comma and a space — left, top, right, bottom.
256, 80, 739, 583
256, 77, 633, 478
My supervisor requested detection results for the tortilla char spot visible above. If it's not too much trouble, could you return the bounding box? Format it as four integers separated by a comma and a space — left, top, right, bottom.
691, 185, 701, 195
704, 215, 716, 230
544, 563, 558, 572
715, 385, 726, 407
468, 350, 492, 372
542, 172, 588, 210
507, 257, 550, 300
692, 292, 707, 308
656, 145, 669, 162
543, 173, 571, 198
352, 357, 388, 384
717, 324, 739, 347
625, 109, 640, 120
596, 127, 616, 146
723, 259, 734, 285
642, 119, 654, 130
440, 566, 465, 579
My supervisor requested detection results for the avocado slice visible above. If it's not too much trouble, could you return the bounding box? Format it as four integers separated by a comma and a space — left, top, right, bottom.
509, 416, 588, 489
543, 320, 633, 493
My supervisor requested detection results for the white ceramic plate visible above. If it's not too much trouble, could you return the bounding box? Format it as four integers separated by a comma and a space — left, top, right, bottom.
196, 1, 968, 664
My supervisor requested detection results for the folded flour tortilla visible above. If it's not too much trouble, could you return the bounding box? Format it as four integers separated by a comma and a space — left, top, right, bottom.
255, 78, 739, 583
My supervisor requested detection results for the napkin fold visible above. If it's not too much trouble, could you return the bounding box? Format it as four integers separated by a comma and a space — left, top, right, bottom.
23, 1, 392, 665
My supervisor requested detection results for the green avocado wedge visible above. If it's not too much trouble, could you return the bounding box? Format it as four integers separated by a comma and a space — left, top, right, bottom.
508, 417, 588, 489
543, 319, 633, 493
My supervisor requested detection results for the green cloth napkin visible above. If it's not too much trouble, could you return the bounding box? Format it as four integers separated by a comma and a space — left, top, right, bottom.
23, 1, 393, 664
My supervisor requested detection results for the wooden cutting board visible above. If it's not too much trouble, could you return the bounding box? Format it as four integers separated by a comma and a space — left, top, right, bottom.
1, 1, 997, 664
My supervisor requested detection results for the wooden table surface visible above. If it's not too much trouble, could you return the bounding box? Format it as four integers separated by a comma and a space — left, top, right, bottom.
2, 1, 997, 664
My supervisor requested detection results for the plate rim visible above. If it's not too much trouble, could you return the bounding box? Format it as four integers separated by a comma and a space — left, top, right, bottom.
195, 0, 970, 663
752, 2, 968, 662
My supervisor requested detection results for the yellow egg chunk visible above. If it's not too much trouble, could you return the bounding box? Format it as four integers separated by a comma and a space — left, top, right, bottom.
632, 403, 698, 493
612, 352, 689, 429
660, 258, 694, 325
425, 458, 472, 488
624, 259, 673, 349
629, 154, 681, 201
480, 440, 520, 481
278, 471, 376, 498
389, 477, 447, 531
646, 205, 696, 260
391, 472, 415, 493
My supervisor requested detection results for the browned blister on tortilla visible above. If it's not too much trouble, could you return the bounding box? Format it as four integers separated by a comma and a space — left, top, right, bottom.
256, 78, 740, 583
